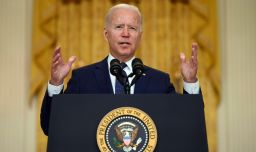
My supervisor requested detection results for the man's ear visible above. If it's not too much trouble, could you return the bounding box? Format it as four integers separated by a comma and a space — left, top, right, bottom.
103, 28, 108, 42
139, 31, 143, 41
136, 30, 143, 44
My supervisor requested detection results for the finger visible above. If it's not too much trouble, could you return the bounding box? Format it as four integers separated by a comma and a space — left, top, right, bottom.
52, 59, 60, 69
52, 52, 61, 63
191, 55, 198, 66
52, 50, 62, 67
180, 52, 186, 64
67, 56, 77, 67
53, 46, 61, 58
52, 46, 62, 63
191, 42, 198, 59
53, 46, 65, 63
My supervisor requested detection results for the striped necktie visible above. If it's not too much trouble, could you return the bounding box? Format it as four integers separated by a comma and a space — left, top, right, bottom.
115, 63, 127, 94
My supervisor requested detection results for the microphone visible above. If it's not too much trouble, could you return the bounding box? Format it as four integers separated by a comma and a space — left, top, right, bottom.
110, 59, 130, 94
130, 58, 144, 86
132, 58, 144, 76
110, 59, 122, 77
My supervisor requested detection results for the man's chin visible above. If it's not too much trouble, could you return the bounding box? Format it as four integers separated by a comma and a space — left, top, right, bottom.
118, 50, 134, 56
116, 53, 134, 62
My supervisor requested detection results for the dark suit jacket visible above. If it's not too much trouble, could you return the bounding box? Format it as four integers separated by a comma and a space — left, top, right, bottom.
41, 57, 177, 135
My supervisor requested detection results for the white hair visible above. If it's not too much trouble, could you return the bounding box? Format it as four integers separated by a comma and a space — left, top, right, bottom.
104, 4, 143, 31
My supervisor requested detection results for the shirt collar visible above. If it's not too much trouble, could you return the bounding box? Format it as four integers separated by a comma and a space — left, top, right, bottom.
107, 54, 135, 71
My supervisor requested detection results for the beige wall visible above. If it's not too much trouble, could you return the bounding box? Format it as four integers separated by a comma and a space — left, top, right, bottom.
0, 0, 36, 152
0, 0, 256, 152
218, 0, 256, 152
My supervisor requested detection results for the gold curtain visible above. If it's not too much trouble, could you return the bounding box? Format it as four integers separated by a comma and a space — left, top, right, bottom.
31, 0, 220, 151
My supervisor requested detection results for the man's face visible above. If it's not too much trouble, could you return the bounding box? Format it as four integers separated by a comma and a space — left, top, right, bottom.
104, 8, 142, 62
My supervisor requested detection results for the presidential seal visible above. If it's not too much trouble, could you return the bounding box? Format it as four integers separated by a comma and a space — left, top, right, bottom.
97, 107, 157, 152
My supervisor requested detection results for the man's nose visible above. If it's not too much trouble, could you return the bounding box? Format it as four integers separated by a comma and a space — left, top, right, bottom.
121, 27, 130, 37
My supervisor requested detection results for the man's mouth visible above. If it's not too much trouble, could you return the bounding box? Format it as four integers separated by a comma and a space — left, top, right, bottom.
118, 42, 131, 45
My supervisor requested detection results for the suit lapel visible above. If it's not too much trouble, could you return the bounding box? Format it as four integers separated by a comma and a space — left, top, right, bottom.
94, 57, 114, 93
134, 66, 150, 93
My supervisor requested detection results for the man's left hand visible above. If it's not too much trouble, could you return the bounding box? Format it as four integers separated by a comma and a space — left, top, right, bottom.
180, 42, 198, 83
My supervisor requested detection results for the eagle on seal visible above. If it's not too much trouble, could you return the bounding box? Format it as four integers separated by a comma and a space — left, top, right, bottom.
114, 122, 142, 151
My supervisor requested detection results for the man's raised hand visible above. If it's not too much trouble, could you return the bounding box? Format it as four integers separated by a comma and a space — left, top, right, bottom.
180, 42, 198, 83
50, 46, 76, 86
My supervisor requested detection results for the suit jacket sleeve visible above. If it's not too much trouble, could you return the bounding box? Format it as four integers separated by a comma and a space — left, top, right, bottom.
40, 70, 79, 136
165, 74, 176, 94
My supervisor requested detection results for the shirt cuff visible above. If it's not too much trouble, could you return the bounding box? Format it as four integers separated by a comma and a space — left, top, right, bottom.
47, 81, 64, 97
183, 80, 200, 94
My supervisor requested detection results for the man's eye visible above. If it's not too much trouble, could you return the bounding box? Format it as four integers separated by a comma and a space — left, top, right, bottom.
115, 26, 123, 29
129, 27, 137, 31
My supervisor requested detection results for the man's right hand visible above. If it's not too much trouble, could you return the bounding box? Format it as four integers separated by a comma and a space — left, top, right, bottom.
50, 46, 76, 86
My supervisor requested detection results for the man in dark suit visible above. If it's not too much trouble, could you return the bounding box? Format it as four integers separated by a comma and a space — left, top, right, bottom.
41, 4, 200, 135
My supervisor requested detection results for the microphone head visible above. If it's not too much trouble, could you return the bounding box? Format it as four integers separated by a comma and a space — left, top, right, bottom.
132, 58, 144, 76
110, 59, 122, 76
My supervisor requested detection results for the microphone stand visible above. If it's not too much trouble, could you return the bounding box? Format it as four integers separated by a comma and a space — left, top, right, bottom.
116, 74, 131, 95
124, 76, 130, 94
123, 72, 143, 94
